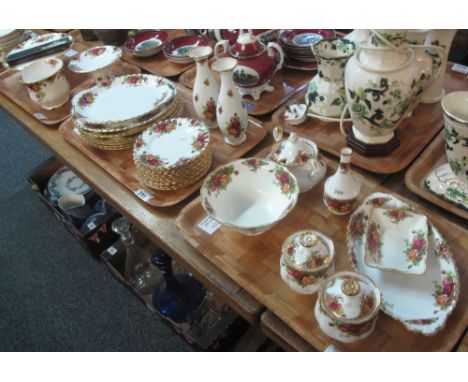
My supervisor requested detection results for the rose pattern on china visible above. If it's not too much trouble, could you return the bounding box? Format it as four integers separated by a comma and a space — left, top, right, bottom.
349, 211, 366, 241
122, 74, 148, 86
86, 47, 106, 57
204, 165, 239, 196
325, 293, 345, 317
366, 220, 382, 262
78, 92, 96, 107
225, 113, 243, 138
359, 293, 375, 317
203, 98, 216, 122
404, 229, 427, 268
242, 158, 267, 172
383, 207, 414, 223
323, 193, 356, 215
329, 319, 374, 338
366, 196, 391, 208
139, 153, 166, 167
433, 271, 457, 311
273, 166, 297, 196
149, 121, 175, 136
191, 132, 209, 153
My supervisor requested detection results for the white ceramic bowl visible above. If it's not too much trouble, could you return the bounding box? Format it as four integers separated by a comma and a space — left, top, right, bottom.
200, 158, 299, 236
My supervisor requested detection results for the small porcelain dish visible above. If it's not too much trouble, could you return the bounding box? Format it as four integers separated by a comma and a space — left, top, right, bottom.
365, 206, 429, 275
283, 104, 307, 125
201, 158, 299, 236
68, 46, 121, 74
280, 230, 335, 294
164, 35, 209, 64
347, 192, 460, 335
314, 270, 381, 343
45, 166, 92, 206
124, 30, 168, 58
270, 128, 326, 193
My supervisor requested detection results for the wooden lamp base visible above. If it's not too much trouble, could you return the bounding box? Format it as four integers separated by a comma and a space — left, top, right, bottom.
346, 127, 400, 157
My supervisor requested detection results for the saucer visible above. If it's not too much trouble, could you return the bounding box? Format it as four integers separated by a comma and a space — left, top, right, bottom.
425, 163, 468, 211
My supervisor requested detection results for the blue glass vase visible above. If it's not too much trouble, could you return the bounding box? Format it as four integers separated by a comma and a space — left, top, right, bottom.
151, 249, 206, 323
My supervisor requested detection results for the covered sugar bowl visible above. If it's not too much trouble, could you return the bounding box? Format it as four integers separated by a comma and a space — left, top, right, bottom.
270, 127, 326, 193
280, 230, 335, 294
314, 271, 381, 343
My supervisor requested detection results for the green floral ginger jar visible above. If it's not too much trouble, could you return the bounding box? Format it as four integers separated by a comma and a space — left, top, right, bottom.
305, 38, 355, 119
344, 29, 418, 147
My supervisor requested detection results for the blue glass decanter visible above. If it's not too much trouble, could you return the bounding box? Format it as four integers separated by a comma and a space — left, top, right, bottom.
151, 249, 206, 323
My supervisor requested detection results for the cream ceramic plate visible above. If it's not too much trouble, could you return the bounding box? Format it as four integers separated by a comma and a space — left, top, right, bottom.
134, 118, 210, 168
72, 74, 177, 127
347, 192, 460, 335
9, 32, 68, 55
201, 158, 299, 235
364, 206, 428, 275
68, 45, 121, 73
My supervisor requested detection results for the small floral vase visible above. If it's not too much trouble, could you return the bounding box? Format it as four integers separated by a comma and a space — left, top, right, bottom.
189, 46, 219, 129
323, 147, 361, 215
211, 57, 248, 146
305, 38, 355, 119
420, 30, 457, 104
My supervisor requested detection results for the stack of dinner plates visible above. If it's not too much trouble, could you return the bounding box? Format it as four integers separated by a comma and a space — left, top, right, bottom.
133, 118, 212, 190
71, 74, 181, 150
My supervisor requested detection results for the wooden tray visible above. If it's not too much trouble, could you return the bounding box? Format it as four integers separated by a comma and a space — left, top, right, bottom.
0, 42, 141, 126
176, 148, 468, 352
179, 62, 311, 116
405, 131, 468, 221
271, 68, 468, 174
121, 30, 196, 78
59, 85, 268, 207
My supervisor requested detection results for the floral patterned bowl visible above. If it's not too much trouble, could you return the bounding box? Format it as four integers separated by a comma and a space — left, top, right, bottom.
280, 230, 335, 294
200, 158, 299, 236
364, 206, 428, 275
163, 35, 209, 64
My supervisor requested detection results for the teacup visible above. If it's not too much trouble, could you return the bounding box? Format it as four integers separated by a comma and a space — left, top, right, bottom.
21, 57, 70, 110
441, 91, 468, 184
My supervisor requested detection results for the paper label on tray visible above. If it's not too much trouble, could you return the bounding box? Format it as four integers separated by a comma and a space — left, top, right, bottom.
134, 189, 153, 202
65, 49, 78, 58
324, 344, 341, 352
107, 246, 118, 256
87, 222, 97, 230
198, 216, 221, 235
33, 113, 47, 120
451, 63, 468, 74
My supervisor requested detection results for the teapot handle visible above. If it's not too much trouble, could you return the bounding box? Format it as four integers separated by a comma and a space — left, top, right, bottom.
339, 103, 350, 137
267, 42, 284, 74
214, 40, 229, 59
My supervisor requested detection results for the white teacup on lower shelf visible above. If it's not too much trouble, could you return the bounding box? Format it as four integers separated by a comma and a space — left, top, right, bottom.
364, 206, 429, 275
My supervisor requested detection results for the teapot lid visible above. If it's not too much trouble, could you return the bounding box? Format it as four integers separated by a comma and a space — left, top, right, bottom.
271, 131, 319, 167
319, 271, 380, 324
231, 29, 265, 58
282, 230, 334, 272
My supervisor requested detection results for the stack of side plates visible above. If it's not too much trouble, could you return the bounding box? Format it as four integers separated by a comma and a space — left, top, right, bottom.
71, 74, 181, 150
279, 29, 335, 63
133, 118, 212, 190
0, 29, 28, 60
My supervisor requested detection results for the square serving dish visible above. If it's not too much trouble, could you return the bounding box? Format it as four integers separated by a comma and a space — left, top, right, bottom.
364, 206, 429, 275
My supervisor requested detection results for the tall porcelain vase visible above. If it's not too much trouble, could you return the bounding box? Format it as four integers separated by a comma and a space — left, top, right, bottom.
420, 30, 457, 104
211, 57, 248, 146
189, 46, 219, 129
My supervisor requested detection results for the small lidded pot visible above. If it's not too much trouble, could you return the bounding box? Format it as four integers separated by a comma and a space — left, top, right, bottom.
280, 230, 335, 294
314, 271, 380, 343
270, 127, 326, 193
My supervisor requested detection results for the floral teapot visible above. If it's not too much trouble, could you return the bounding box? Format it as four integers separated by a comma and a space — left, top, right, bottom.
214, 29, 284, 100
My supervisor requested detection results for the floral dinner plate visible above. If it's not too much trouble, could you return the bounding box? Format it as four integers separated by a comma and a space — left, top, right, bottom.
347, 192, 459, 335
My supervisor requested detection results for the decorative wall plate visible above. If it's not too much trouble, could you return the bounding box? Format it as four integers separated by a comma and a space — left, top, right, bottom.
134, 118, 210, 169
364, 207, 429, 275
72, 74, 177, 127
347, 192, 460, 335
68, 45, 122, 73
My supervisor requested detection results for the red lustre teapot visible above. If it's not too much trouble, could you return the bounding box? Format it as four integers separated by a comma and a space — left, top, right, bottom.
214, 29, 284, 100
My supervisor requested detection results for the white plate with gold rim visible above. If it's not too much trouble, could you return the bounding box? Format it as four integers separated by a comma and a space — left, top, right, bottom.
72, 74, 177, 127
68, 45, 121, 73
133, 118, 210, 169
347, 192, 459, 335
